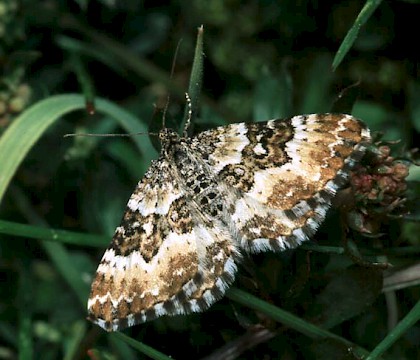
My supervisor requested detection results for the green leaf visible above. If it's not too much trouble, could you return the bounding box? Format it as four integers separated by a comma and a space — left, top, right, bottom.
332, 0, 383, 70
0, 219, 107, 247
63, 321, 87, 360
181, 25, 204, 135
18, 260, 33, 360
0, 94, 156, 206
309, 338, 360, 360
226, 287, 370, 358
70, 54, 95, 106
112, 332, 172, 360
366, 299, 420, 359
307, 266, 383, 330
10, 185, 89, 306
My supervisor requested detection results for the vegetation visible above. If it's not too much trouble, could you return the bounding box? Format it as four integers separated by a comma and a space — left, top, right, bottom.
0, 1, 419, 359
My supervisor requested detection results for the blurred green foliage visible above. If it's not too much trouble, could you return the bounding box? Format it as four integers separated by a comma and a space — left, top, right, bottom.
0, 1, 419, 359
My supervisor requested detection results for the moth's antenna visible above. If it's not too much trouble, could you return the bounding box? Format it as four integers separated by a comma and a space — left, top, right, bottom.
162, 39, 183, 129
66, 42, 184, 139
183, 92, 193, 137
63, 132, 159, 138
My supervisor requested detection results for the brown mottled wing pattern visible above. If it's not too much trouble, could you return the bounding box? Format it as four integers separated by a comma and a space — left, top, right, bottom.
88, 158, 238, 331
192, 114, 371, 252
88, 113, 370, 331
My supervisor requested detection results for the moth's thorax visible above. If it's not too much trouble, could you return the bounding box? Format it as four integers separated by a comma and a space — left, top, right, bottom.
158, 128, 224, 218
159, 128, 190, 163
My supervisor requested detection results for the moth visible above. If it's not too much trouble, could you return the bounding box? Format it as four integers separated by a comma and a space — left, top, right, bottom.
87, 113, 370, 331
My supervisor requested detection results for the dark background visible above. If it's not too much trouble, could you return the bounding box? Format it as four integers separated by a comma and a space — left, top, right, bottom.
0, 1, 419, 359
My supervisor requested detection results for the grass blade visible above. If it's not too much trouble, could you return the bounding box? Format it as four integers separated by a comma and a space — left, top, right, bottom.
70, 54, 96, 107
227, 287, 371, 358
332, 0, 383, 70
112, 332, 172, 360
0, 94, 156, 205
18, 260, 33, 360
366, 299, 420, 359
11, 184, 89, 306
0, 219, 107, 247
63, 321, 87, 360
181, 25, 204, 135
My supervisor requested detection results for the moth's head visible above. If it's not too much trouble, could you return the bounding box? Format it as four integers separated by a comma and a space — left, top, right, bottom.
159, 128, 181, 155
159, 127, 179, 141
